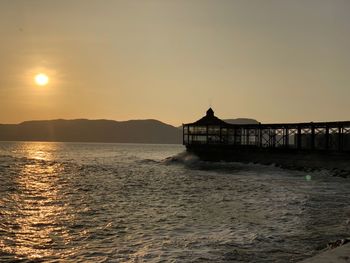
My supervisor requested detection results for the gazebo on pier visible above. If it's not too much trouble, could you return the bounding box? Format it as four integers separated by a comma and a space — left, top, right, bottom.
183, 108, 350, 152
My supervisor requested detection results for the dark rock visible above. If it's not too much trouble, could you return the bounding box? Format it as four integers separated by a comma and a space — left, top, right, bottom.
327, 238, 350, 249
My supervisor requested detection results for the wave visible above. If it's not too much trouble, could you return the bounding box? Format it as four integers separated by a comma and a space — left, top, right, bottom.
136, 158, 161, 165
161, 151, 280, 173
159, 151, 350, 179
162, 151, 200, 165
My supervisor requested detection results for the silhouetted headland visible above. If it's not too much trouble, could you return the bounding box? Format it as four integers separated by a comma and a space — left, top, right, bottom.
183, 108, 350, 175
0, 119, 181, 144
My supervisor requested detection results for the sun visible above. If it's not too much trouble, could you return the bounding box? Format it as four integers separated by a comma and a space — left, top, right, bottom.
34, 73, 49, 86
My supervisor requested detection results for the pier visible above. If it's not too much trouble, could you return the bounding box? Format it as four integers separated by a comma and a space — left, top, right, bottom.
183, 108, 350, 152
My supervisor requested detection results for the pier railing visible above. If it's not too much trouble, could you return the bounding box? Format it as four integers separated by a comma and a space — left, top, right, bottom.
183, 121, 350, 152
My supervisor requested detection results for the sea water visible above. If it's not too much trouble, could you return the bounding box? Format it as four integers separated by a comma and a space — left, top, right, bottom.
0, 142, 349, 262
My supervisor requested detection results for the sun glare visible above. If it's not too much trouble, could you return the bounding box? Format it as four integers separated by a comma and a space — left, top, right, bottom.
34, 73, 49, 86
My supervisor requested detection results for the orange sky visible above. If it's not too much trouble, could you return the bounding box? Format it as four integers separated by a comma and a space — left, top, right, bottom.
1, 0, 349, 126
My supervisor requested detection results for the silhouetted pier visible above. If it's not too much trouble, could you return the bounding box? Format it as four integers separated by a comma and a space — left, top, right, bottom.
183, 108, 350, 152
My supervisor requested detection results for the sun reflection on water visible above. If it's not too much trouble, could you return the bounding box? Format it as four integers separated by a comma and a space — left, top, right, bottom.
25, 143, 59, 161
1, 143, 73, 260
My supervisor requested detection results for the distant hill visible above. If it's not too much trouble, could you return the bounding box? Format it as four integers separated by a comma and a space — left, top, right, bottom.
0, 119, 182, 144
223, 118, 259, 125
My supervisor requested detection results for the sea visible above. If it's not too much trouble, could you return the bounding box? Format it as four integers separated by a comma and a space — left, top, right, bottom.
0, 141, 349, 263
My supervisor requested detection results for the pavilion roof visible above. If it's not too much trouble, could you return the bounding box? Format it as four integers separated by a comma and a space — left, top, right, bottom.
186, 108, 229, 126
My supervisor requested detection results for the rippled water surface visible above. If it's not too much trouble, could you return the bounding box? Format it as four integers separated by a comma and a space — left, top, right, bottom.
0, 142, 349, 262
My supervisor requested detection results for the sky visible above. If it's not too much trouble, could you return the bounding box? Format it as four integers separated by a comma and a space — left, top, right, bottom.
0, 0, 349, 126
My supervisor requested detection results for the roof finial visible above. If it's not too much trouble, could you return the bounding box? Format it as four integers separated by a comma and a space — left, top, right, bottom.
206, 107, 214, 117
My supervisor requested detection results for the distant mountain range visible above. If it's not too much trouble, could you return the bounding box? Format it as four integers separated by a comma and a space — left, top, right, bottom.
0, 118, 258, 144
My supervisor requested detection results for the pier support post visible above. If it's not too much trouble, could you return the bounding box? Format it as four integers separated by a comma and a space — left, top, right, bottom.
259, 130, 262, 148
297, 126, 301, 150
246, 128, 249, 146
325, 126, 329, 150
271, 129, 276, 148
206, 125, 209, 144
259, 124, 262, 148
311, 123, 315, 150
339, 126, 343, 152
183, 125, 185, 144
187, 126, 190, 145
233, 128, 237, 145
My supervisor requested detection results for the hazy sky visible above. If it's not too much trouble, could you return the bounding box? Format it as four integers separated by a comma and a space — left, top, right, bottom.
1, 0, 349, 126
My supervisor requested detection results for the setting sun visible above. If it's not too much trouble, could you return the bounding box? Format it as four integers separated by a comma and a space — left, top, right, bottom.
34, 73, 49, 86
